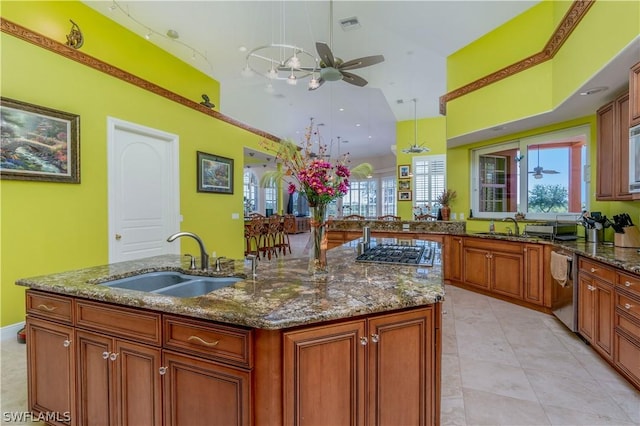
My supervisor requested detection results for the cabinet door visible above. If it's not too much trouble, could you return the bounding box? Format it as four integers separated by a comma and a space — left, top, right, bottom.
283, 320, 366, 426
163, 351, 252, 426
368, 308, 435, 426
594, 280, 614, 359
615, 93, 631, 199
26, 317, 75, 426
76, 330, 115, 426
597, 101, 615, 200
631, 61, 640, 127
114, 340, 162, 426
523, 244, 544, 305
578, 274, 596, 342
463, 247, 490, 289
490, 250, 523, 299
445, 236, 463, 283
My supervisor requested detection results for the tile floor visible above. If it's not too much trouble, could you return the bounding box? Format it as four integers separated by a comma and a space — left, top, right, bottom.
2, 233, 639, 425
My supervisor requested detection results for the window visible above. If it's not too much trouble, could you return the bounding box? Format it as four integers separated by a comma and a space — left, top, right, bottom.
243, 170, 258, 215
381, 177, 397, 215
471, 125, 589, 219
413, 155, 446, 213
264, 182, 277, 215
343, 179, 377, 217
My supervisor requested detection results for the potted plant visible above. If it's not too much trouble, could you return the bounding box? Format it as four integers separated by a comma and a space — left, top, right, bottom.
436, 189, 456, 221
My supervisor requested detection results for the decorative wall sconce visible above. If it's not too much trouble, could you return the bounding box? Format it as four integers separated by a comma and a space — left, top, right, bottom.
65, 19, 84, 49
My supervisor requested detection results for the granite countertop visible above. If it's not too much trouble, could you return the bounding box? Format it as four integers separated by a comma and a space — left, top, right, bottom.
16, 239, 444, 330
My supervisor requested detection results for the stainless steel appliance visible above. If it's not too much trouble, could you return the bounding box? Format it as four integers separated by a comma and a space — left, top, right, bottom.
356, 242, 436, 266
629, 124, 640, 193
550, 249, 578, 332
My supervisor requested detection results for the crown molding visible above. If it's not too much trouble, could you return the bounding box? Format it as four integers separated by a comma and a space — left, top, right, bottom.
439, 0, 595, 115
0, 18, 281, 142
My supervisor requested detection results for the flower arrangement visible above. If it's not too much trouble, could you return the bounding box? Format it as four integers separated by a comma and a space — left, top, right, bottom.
260, 119, 372, 207
436, 188, 457, 206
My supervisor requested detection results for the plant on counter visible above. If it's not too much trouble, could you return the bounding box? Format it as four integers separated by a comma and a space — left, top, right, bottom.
260, 118, 372, 275
436, 188, 457, 207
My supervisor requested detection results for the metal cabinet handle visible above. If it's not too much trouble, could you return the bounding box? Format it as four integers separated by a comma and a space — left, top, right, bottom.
109, 352, 119, 361
590, 268, 598, 273
102, 351, 110, 360
587, 285, 596, 291
625, 281, 632, 287
159, 366, 168, 375
63, 339, 72, 348
188, 335, 219, 347
360, 337, 368, 346
624, 303, 632, 310
371, 333, 379, 343
37, 304, 56, 312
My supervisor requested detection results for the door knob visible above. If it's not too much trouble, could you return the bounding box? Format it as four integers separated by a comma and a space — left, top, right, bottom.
115, 234, 122, 241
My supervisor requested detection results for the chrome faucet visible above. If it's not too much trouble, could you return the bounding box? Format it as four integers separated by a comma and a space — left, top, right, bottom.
502, 217, 520, 236
246, 254, 257, 278
215, 257, 226, 272
167, 232, 209, 270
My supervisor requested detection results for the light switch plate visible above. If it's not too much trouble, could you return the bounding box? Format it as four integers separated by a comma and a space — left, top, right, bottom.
231, 213, 240, 219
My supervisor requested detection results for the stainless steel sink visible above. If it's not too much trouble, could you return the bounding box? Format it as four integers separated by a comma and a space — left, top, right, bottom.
100, 271, 192, 291
155, 277, 242, 298
100, 272, 242, 297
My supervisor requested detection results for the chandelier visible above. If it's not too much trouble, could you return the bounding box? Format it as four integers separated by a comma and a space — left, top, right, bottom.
243, 43, 319, 88
401, 98, 430, 154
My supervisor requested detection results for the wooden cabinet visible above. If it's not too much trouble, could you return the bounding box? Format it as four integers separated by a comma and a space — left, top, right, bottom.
26, 316, 76, 426
523, 243, 544, 306
614, 271, 640, 387
463, 238, 523, 299
283, 307, 439, 426
630, 61, 640, 127
444, 235, 463, 283
578, 258, 615, 360
163, 351, 252, 426
596, 91, 631, 200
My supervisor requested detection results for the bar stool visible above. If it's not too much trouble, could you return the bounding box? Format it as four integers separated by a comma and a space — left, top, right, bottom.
378, 215, 401, 221
244, 217, 263, 258
276, 215, 295, 255
343, 214, 365, 220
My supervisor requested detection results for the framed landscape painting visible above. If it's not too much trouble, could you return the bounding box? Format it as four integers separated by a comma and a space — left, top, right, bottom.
398, 190, 412, 201
398, 164, 411, 178
0, 97, 80, 183
197, 151, 233, 194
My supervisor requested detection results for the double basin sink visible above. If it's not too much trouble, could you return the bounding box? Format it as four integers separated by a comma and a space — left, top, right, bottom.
100, 271, 242, 298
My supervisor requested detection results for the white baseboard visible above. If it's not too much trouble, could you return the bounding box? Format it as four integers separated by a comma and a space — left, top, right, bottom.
1, 321, 25, 342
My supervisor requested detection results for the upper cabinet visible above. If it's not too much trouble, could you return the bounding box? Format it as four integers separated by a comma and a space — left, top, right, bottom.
596, 91, 631, 201
630, 61, 640, 128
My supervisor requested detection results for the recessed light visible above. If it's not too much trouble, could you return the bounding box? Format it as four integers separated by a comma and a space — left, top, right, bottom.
580, 86, 608, 96
339, 108, 345, 111
356, 123, 361, 127
166, 29, 179, 40
238, 45, 247, 52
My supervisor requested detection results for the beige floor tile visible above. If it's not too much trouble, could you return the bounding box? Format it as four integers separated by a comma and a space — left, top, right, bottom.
441, 396, 467, 426
462, 388, 551, 426
542, 404, 639, 425
458, 357, 538, 403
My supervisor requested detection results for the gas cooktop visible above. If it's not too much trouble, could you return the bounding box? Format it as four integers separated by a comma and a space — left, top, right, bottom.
355, 244, 435, 267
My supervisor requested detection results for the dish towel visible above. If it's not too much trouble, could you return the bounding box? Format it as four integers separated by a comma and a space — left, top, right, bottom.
551, 251, 571, 287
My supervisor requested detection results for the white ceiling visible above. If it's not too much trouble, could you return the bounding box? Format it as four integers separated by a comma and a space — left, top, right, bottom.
85, 1, 637, 161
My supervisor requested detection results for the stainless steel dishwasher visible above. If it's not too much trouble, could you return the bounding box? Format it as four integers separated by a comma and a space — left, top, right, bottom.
550, 249, 578, 332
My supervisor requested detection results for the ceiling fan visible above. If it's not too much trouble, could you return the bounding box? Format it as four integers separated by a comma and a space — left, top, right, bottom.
402, 99, 430, 154
308, 0, 384, 91
528, 145, 559, 179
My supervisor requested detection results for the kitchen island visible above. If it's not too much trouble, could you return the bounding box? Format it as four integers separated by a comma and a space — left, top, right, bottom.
17, 239, 444, 426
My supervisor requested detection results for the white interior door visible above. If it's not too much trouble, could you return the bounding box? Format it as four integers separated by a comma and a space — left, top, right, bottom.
108, 117, 180, 263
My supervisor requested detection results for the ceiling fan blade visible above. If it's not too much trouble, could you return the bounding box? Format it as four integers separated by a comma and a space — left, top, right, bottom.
339, 55, 385, 71
315, 42, 335, 68
542, 169, 560, 174
340, 71, 368, 87
308, 77, 326, 91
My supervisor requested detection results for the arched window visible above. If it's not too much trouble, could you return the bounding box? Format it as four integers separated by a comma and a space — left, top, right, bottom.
243, 170, 258, 215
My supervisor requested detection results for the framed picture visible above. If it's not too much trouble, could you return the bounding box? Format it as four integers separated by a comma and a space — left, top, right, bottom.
398, 164, 411, 178
0, 97, 80, 183
398, 190, 412, 201
398, 180, 411, 190
197, 151, 234, 194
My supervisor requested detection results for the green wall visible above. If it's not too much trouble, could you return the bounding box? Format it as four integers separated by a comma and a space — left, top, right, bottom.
0, 2, 268, 326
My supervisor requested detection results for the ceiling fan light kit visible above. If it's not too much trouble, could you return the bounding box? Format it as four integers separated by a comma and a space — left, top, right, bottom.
402, 98, 430, 154
527, 145, 559, 179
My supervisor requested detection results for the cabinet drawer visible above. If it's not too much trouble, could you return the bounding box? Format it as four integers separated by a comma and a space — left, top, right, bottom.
75, 300, 161, 345
26, 290, 73, 324
614, 332, 640, 388
616, 311, 640, 341
164, 315, 253, 368
579, 258, 615, 282
617, 272, 640, 298
616, 291, 640, 323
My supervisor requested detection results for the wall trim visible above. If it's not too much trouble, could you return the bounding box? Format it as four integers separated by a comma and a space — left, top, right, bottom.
439, 0, 595, 114
0, 18, 280, 142
1, 321, 25, 343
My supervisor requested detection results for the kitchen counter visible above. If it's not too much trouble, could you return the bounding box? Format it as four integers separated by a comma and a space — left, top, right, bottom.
328, 218, 466, 234
15, 239, 444, 330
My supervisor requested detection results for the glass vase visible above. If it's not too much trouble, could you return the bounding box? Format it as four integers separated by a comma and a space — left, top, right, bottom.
308, 203, 329, 275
